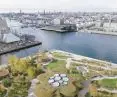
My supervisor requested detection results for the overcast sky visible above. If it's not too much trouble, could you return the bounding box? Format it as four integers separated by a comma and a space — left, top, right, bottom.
0, 0, 117, 12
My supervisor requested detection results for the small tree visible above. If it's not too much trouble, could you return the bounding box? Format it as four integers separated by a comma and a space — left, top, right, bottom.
8, 56, 28, 74
26, 57, 37, 67
27, 67, 36, 79
8, 56, 19, 72
89, 85, 98, 97
16, 59, 28, 73
2, 78, 12, 87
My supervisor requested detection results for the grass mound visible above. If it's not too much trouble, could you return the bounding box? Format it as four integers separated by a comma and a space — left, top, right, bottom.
52, 52, 69, 59
47, 60, 66, 73
95, 79, 117, 90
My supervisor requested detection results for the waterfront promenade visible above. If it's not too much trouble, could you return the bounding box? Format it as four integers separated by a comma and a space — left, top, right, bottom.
79, 29, 117, 36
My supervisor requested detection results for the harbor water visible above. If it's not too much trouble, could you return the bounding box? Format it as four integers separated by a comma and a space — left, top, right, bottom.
1, 19, 117, 64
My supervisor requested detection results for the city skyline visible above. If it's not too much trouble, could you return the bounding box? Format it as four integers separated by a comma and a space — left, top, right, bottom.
0, 0, 117, 12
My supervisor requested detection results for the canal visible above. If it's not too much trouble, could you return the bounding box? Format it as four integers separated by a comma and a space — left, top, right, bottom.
1, 19, 117, 64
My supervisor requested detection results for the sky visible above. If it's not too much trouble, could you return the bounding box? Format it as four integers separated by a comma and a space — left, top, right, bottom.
0, 0, 117, 12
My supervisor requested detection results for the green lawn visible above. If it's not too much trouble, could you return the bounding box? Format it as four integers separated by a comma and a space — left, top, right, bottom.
97, 79, 117, 89
37, 72, 54, 83
71, 62, 81, 66
35, 72, 56, 97
47, 60, 67, 73
52, 52, 69, 59
96, 91, 117, 97
34, 58, 85, 97
35, 72, 78, 97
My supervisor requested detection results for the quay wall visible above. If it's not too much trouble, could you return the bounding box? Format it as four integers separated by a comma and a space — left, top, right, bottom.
0, 42, 42, 55
51, 50, 117, 68
79, 30, 117, 36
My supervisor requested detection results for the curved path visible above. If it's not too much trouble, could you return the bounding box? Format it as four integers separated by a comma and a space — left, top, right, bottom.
78, 80, 91, 97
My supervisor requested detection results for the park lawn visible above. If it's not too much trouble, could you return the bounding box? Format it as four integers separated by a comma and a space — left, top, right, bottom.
37, 72, 54, 83
34, 83, 56, 97
60, 81, 77, 97
35, 72, 79, 97
92, 91, 117, 97
52, 52, 69, 59
98, 79, 117, 89
35, 73, 78, 97
34, 60, 84, 97
35, 72, 56, 97
71, 62, 81, 66
47, 60, 67, 73
68, 73, 85, 81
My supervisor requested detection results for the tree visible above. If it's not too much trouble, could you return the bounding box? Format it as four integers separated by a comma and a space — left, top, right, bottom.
8, 76, 30, 97
2, 78, 12, 87
16, 59, 28, 73
27, 67, 36, 79
8, 56, 28, 74
89, 85, 98, 97
26, 57, 37, 67
36, 64, 44, 74
8, 56, 18, 66
0, 84, 7, 97
8, 56, 18, 72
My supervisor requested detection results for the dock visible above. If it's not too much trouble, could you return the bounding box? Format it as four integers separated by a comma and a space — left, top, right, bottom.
41, 27, 67, 32
0, 41, 42, 55
79, 29, 117, 36
41, 26, 68, 32
40, 24, 77, 32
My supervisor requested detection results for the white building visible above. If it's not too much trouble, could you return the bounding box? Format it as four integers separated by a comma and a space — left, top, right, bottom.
0, 17, 20, 43
2, 33, 20, 43
53, 18, 64, 25
0, 18, 10, 34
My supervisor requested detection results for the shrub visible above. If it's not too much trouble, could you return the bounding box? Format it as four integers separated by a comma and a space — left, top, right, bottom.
27, 67, 36, 79
2, 78, 12, 87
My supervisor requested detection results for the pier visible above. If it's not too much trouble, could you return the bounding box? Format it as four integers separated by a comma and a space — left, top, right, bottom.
41, 24, 77, 32
0, 40, 42, 55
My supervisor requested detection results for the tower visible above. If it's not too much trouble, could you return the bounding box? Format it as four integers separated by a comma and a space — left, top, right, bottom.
109, 16, 112, 28
44, 10, 46, 15
20, 9, 22, 14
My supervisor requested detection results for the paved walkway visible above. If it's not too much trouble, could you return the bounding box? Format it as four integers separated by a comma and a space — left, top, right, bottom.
28, 79, 39, 97
91, 76, 117, 81
98, 88, 117, 94
78, 80, 91, 97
